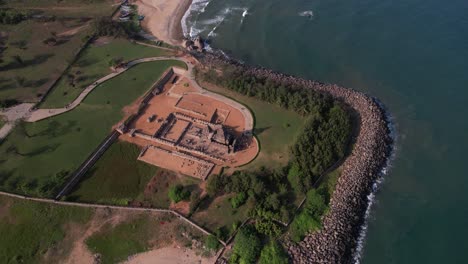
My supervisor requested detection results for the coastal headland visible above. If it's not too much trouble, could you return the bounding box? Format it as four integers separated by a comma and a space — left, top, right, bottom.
0, 0, 392, 263
197, 54, 392, 263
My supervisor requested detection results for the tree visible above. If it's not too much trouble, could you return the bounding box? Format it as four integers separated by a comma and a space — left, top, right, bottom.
258, 241, 288, 264
168, 184, 190, 203
230, 226, 262, 264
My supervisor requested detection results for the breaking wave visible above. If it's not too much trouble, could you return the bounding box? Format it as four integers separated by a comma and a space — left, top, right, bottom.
352, 101, 397, 264
299, 10, 314, 19
182, 0, 213, 37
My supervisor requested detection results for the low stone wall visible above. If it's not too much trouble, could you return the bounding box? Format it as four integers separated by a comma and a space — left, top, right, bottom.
200, 54, 392, 264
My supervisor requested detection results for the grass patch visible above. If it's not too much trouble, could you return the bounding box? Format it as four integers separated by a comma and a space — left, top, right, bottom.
41, 39, 174, 108
0, 60, 187, 197
86, 216, 152, 264
0, 196, 92, 263
67, 141, 157, 205
86, 213, 208, 264
135, 170, 200, 208
0, 1, 115, 102
204, 84, 306, 170
191, 193, 251, 238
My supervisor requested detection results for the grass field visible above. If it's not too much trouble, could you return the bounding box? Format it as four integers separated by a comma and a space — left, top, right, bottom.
67, 141, 157, 205
0, 60, 187, 197
41, 39, 175, 108
70, 143, 200, 208
191, 193, 251, 237
204, 84, 307, 170
0, 0, 115, 103
3, 0, 115, 17
0, 196, 92, 263
0, 117, 5, 129
86, 213, 207, 264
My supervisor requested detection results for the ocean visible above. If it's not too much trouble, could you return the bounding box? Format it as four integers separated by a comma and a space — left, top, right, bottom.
182, 0, 468, 263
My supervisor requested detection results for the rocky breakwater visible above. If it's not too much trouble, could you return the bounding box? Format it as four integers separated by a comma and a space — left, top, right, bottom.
198, 54, 392, 263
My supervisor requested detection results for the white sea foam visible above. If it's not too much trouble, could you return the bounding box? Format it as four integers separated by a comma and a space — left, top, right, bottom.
241, 8, 248, 24
181, 0, 213, 37
299, 10, 314, 19
352, 102, 397, 264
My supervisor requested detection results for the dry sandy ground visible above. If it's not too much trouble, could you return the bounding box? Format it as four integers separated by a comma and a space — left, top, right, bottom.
65, 209, 132, 264
123, 246, 216, 264
134, 0, 192, 45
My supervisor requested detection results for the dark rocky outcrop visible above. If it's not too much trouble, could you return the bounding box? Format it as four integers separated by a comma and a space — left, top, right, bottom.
198, 53, 392, 264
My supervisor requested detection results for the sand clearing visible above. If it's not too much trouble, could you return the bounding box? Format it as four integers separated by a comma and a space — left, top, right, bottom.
135, 0, 191, 45
123, 246, 216, 264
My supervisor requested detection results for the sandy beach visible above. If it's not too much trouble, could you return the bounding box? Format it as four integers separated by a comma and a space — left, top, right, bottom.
123, 246, 217, 264
134, 0, 191, 45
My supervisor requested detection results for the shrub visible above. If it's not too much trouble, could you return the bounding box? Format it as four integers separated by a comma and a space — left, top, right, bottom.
204, 235, 220, 251
230, 226, 262, 264
290, 189, 326, 242
168, 184, 190, 203
230, 192, 247, 209
259, 241, 288, 264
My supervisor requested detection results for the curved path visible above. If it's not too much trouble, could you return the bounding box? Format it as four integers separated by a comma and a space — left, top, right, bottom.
26, 56, 181, 122
24, 56, 254, 134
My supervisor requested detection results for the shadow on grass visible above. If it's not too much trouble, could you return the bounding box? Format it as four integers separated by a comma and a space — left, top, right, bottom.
0, 54, 54, 71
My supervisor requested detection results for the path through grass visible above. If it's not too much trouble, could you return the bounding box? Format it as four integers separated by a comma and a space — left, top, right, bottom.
41, 39, 174, 108
0, 60, 186, 197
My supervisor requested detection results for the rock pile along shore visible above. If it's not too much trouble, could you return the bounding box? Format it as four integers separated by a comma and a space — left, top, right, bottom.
198, 54, 392, 264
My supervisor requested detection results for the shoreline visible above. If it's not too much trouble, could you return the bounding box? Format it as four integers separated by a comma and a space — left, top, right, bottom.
134, 0, 192, 45
135, 2, 394, 262
196, 54, 393, 263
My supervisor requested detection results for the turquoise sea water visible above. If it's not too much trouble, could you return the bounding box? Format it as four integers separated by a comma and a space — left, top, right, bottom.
184, 0, 468, 263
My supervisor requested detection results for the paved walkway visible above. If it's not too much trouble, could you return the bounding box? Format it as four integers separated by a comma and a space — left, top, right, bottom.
25, 56, 182, 122
23, 56, 254, 134
0, 103, 35, 139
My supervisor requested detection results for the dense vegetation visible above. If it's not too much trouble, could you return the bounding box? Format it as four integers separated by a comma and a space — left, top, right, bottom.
0, 9, 28, 24
168, 184, 190, 203
230, 226, 262, 264
198, 64, 352, 262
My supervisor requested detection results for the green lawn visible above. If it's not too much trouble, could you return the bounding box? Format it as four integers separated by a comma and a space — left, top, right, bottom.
0, 196, 92, 263
41, 39, 175, 108
204, 84, 307, 170
67, 141, 157, 205
0, 20, 89, 102
3, 0, 115, 18
0, 1, 115, 103
0, 60, 187, 197
0, 117, 5, 129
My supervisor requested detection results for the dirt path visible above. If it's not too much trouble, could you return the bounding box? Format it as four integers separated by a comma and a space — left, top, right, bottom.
65, 209, 131, 264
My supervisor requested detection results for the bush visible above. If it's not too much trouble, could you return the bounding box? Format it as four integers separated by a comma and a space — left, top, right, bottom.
168, 184, 190, 203
290, 189, 326, 242
230, 192, 247, 209
0, 9, 27, 24
259, 241, 288, 264
230, 226, 262, 264
204, 235, 220, 251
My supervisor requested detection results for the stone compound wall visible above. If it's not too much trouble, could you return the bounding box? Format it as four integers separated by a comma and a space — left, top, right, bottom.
199, 54, 392, 264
